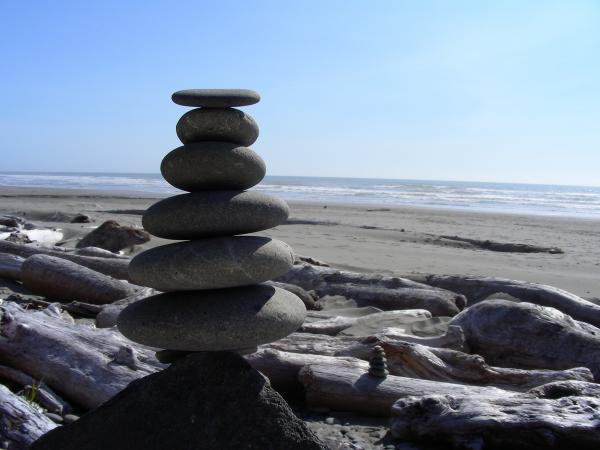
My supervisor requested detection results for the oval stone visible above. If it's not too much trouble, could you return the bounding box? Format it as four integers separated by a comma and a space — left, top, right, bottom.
142, 191, 289, 239
172, 89, 260, 108
128, 236, 294, 291
117, 285, 306, 351
176, 108, 259, 146
160, 142, 266, 191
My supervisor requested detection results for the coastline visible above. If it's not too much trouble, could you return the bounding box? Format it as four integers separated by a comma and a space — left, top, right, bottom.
1, 186, 599, 298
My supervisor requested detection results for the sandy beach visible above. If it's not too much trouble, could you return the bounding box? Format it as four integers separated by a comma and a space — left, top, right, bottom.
1, 186, 598, 299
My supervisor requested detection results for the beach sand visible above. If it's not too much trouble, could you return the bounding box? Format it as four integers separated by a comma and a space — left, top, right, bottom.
1, 186, 599, 298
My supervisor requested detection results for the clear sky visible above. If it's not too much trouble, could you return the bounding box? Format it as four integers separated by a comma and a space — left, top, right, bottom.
1, 1, 599, 185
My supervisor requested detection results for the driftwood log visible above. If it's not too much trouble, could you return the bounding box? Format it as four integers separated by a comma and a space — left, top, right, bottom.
0, 253, 24, 280
0, 240, 130, 280
0, 302, 163, 409
276, 264, 466, 316
339, 338, 593, 391
391, 383, 600, 449
451, 299, 600, 380
0, 364, 71, 414
0, 384, 57, 450
410, 274, 600, 328
298, 363, 515, 416
21, 254, 136, 304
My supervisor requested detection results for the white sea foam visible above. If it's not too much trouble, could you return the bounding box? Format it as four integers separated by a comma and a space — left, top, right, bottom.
1, 172, 600, 218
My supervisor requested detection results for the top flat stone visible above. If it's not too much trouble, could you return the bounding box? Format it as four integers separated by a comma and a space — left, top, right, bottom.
172, 89, 260, 108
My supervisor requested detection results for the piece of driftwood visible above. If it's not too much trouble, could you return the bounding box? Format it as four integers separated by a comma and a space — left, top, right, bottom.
21, 254, 136, 304
378, 325, 468, 351
300, 316, 358, 335
410, 274, 600, 328
437, 235, 563, 254
0, 240, 130, 280
247, 349, 367, 395
339, 338, 593, 391
276, 265, 465, 316
0, 383, 57, 449
451, 299, 600, 380
73, 246, 128, 259
391, 388, 600, 449
95, 287, 159, 328
298, 363, 514, 416
0, 302, 163, 409
0, 253, 24, 280
6, 295, 103, 319
0, 364, 71, 414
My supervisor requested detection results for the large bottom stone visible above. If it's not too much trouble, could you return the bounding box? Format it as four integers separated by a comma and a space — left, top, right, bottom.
31, 352, 326, 450
117, 285, 306, 351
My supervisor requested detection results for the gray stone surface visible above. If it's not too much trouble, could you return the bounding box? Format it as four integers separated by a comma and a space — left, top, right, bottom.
117, 285, 306, 350
128, 236, 294, 291
176, 107, 259, 146
161, 142, 266, 191
142, 191, 289, 239
31, 352, 326, 450
172, 88, 260, 107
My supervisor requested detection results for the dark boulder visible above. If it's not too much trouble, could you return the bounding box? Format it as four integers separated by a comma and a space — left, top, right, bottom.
76, 220, 149, 252
31, 352, 326, 450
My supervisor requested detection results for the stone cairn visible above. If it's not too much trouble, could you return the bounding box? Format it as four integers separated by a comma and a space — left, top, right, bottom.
368, 345, 389, 378
117, 89, 306, 361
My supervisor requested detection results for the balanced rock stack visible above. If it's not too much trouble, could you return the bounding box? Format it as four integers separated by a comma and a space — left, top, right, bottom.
117, 89, 306, 359
368, 345, 389, 378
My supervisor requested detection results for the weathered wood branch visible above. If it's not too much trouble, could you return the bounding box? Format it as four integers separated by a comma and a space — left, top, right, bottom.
0, 384, 57, 449
21, 254, 136, 304
298, 363, 514, 416
451, 299, 600, 380
391, 386, 600, 449
276, 264, 466, 316
411, 274, 600, 328
0, 240, 130, 280
0, 302, 163, 409
0, 253, 24, 280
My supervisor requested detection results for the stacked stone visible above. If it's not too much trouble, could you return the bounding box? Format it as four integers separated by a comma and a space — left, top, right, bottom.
117, 89, 306, 360
368, 345, 389, 378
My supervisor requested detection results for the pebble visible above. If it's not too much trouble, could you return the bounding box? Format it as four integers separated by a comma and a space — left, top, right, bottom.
142, 191, 289, 239
128, 236, 294, 291
325, 417, 335, 425
176, 107, 259, 146
44, 412, 63, 424
63, 414, 80, 424
172, 89, 260, 107
161, 142, 266, 191
117, 285, 306, 351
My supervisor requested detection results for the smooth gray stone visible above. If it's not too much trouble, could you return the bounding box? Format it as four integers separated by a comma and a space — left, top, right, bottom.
176, 108, 259, 146
161, 142, 266, 191
117, 285, 306, 350
128, 236, 294, 291
172, 89, 260, 107
142, 191, 289, 239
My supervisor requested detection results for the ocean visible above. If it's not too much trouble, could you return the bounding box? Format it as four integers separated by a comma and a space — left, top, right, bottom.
1, 172, 600, 219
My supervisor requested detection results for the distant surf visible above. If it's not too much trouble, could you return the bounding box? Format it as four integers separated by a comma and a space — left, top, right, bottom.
1, 172, 600, 219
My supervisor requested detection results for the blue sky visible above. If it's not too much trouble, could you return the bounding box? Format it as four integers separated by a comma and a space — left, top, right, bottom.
1, 1, 599, 185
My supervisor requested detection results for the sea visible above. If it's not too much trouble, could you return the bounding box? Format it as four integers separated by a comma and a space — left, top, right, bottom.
1, 172, 600, 219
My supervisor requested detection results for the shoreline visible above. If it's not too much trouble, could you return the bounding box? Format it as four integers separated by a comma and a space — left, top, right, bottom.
1, 186, 599, 298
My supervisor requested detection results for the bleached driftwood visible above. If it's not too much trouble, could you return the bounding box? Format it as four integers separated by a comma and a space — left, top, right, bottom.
276, 264, 466, 316
339, 339, 593, 391
7, 295, 103, 319
298, 363, 515, 416
451, 299, 600, 380
391, 385, 600, 448
0, 384, 57, 449
411, 274, 600, 328
0, 364, 71, 414
73, 246, 129, 259
301, 309, 432, 337
21, 254, 136, 304
247, 349, 367, 395
0, 253, 24, 280
0, 240, 130, 280
0, 302, 163, 409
